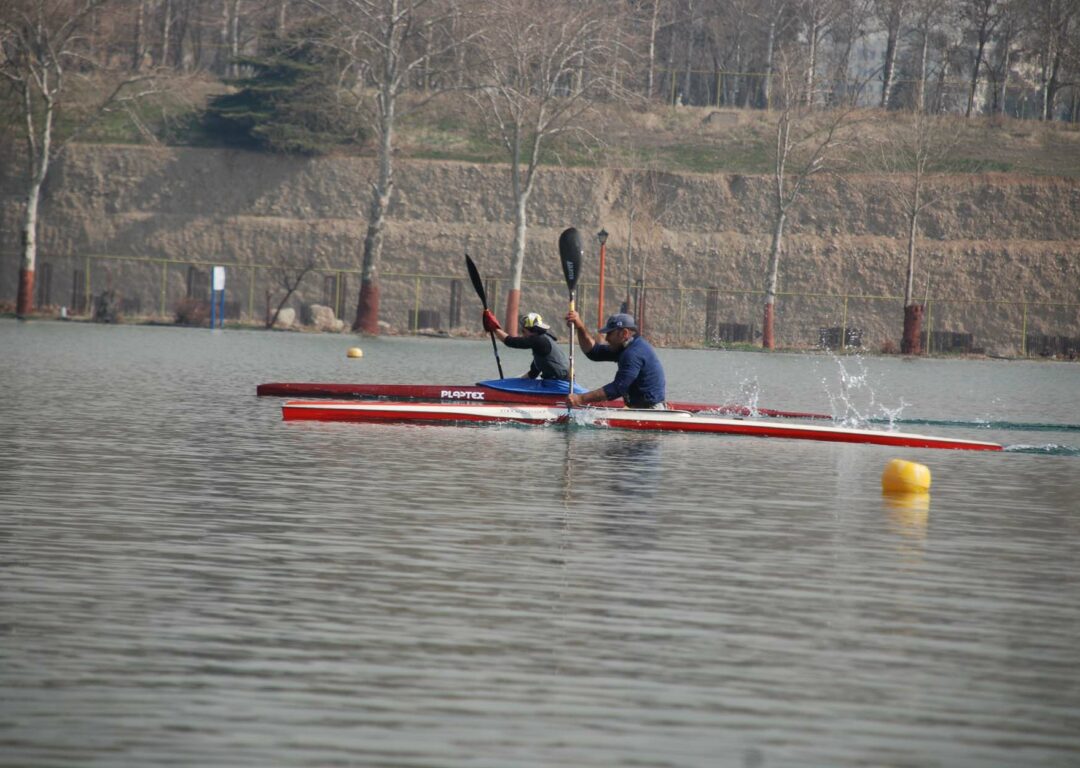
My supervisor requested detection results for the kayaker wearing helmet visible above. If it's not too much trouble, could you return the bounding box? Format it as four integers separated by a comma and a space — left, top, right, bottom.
482, 310, 570, 381
563, 311, 667, 409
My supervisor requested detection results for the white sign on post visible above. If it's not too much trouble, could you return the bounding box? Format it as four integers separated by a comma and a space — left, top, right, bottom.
212, 266, 226, 291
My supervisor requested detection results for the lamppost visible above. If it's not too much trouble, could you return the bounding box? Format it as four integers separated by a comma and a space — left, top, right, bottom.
596, 228, 608, 327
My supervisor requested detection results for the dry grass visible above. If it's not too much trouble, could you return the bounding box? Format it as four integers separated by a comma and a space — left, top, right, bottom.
9, 73, 1079, 177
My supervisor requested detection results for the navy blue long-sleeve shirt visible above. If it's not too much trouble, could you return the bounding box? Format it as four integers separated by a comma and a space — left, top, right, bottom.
584, 334, 666, 406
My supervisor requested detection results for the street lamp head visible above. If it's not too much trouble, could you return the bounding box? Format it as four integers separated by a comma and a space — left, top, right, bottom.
597, 228, 608, 245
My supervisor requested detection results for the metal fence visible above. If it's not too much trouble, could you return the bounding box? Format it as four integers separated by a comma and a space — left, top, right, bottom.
26, 252, 1080, 358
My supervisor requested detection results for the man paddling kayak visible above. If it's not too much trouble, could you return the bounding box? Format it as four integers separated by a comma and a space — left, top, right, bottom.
482, 310, 570, 381
564, 312, 667, 409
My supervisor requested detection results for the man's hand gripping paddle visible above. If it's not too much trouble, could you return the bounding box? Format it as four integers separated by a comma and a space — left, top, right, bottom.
559, 227, 584, 413
466, 253, 504, 379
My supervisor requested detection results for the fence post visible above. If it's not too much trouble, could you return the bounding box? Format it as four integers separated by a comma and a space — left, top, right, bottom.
84, 254, 91, 314
677, 287, 685, 344
1021, 298, 1028, 356
926, 300, 933, 355
413, 276, 421, 334
841, 293, 849, 351
160, 261, 167, 317
246, 265, 254, 320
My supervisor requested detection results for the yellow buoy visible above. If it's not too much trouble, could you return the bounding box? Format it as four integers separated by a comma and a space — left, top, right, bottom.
346, 347, 364, 359
881, 458, 931, 494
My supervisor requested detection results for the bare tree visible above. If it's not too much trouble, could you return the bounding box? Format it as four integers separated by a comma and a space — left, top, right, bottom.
985, 0, 1024, 116
747, 0, 795, 107
265, 253, 319, 327
761, 48, 863, 349
469, 0, 620, 328
703, 0, 755, 107
909, 0, 948, 112
643, 0, 670, 99
826, 0, 874, 104
1, 0, 156, 317
797, 0, 844, 107
865, 111, 962, 353
961, 0, 1004, 116
626, 171, 675, 333
1027, 0, 1080, 120
875, 0, 909, 108
309, 0, 478, 334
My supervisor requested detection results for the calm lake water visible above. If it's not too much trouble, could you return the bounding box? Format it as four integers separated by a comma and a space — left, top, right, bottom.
2, 319, 1079, 767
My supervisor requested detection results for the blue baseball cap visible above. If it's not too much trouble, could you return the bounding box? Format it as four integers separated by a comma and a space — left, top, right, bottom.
598, 313, 637, 334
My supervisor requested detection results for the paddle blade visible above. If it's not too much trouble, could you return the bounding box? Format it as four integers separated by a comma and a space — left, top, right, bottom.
465, 252, 488, 308
558, 227, 584, 293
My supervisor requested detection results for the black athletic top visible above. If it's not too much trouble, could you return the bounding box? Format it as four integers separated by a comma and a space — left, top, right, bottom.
503, 331, 570, 380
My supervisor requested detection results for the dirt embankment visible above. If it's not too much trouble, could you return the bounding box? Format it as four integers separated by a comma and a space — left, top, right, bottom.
1, 144, 1078, 352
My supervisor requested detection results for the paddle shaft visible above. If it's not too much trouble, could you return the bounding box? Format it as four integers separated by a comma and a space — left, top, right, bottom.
567, 290, 576, 402
465, 253, 504, 379
558, 228, 584, 413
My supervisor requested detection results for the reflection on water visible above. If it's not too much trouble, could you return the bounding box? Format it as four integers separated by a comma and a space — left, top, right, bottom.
2, 321, 1080, 767
883, 492, 930, 537
590, 436, 662, 550
883, 492, 930, 563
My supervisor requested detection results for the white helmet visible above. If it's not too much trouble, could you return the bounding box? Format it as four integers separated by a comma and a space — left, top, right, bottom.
520, 312, 551, 331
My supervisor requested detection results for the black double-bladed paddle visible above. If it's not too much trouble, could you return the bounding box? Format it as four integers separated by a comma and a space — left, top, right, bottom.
465, 253, 504, 379
558, 227, 584, 413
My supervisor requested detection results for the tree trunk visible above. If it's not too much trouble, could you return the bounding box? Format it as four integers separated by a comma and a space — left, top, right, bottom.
647, 0, 661, 98
762, 209, 786, 349
681, 0, 696, 104
352, 90, 396, 334
901, 304, 923, 354
504, 288, 521, 334
353, 185, 391, 333
16, 267, 35, 318
763, 13, 777, 107
762, 302, 775, 350
967, 37, 987, 117
230, 0, 242, 78
217, 0, 230, 75
505, 191, 528, 329
17, 92, 51, 318
880, 9, 901, 108
1042, 46, 1062, 121
916, 26, 929, 112
16, 178, 43, 317
997, 48, 1010, 115
132, 0, 146, 71
903, 207, 919, 305
160, 0, 172, 67
354, 279, 380, 334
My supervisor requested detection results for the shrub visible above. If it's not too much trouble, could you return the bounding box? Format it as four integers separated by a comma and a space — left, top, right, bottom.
174, 298, 209, 326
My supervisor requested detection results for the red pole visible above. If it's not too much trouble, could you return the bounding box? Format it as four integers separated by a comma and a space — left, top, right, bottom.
596, 229, 608, 327
597, 241, 606, 327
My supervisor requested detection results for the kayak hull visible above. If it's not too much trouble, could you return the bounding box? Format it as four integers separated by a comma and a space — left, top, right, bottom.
281, 400, 1004, 451
258, 382, 828, 420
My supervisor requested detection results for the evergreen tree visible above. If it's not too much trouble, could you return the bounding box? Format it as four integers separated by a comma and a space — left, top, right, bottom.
204, 30, 362, 155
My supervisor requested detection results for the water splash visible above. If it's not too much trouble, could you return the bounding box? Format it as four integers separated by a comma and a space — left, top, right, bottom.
820, 353, 907, 430
869, 417, 1080, 433
740, 376, 762, 417
1004, 444, 1080, 456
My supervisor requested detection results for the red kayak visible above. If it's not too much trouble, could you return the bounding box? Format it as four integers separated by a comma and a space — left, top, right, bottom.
257, 382, 831, 420
280, 401, 1004, 451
